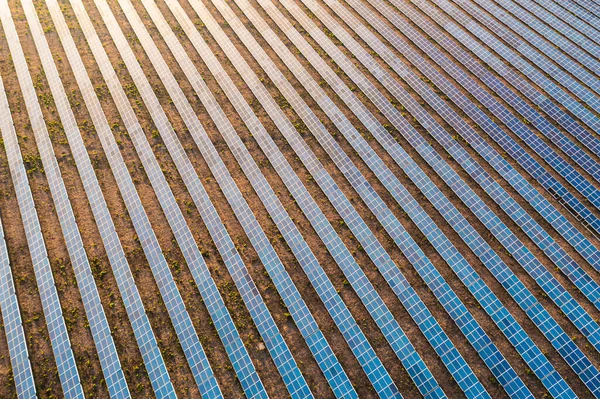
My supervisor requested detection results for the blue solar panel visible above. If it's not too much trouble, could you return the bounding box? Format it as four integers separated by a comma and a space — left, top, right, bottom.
269, 0, 600, 397
3, 0, 599, 396
409, 0, 600, 142
0, 149, 36, 399
15, 1, 141, 396
361, 0, 600, 271
35, 4, 178, 397
86, 0, 315, 396
359, 0, 600, 346
451, 0, 600, 170
45, 0, 234, 396
548, 0, 600, 25
374, 0, 600, 285
407, 8, 600, 165
81, 1, 352, 398
286, 0, 600, 395
466, 0, 600, 77
0, 57, 85, 399
458, 0, 600, 100
229, 0, 550, 397
138, 0, 414, 397
571, 0, 600, 16
506, 0, 600, 53
207, 2, 493, 398
159, 0, 451, 397
380, 1, 600, 235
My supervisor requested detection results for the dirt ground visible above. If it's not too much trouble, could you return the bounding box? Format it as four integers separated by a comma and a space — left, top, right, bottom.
0, 0, 598, 397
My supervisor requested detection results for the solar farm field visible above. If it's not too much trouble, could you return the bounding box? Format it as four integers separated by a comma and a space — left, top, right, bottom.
0, 0, 599, 397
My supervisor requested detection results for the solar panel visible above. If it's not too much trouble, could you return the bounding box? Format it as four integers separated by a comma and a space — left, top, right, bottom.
361, 0, 600, 267
370, 0, 600, 181
0, 49, 85, 399
284, 0, 600, 395
1, 0, 598, 396
12, 2, 148, 397
457, 0, 600, 100
252, 0, 600, 396
409, 0, 600, 141
547, 0, 600, 25
137, 2, 407, 398
506, 0, 600, 49
226, 0, 553, 397
69, 0, 321, 396
404, 8, 600, 165
0, 153, 36, 398
375, 1, 600, 234
376, 0, 600, 271
571, 0, 600, 16
148, 0, 451, 396
43, 0, 236, 396
465, 0, 600, 77
447, 0, 600, 180
19, 1, 196, 397
349, 0, 600, 348
95, 0, 371, 396
200, 1, 497, 398
451, 0, 600, 161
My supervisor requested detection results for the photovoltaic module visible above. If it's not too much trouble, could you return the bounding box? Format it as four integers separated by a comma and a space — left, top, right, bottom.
0, 0, 599, 397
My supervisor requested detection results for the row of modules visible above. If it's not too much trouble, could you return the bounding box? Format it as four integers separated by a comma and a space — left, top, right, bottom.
0, 0, 599, 397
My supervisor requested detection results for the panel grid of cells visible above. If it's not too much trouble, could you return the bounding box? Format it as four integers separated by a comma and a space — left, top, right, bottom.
0, 0, 598, 397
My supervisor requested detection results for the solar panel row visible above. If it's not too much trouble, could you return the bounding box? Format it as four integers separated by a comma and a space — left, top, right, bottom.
577, 0, 600, 14
0, 59, 85, 399
366, 0, 600, 235
369, 0, 600, 282
27, 2, 183, 397
403, 4, 600, 163
53, 0, 279, 397
509, 0, 600, 48
137, 0, 421, 397
158, 0, 452, 397
317, 0, 600, 376
1, 0, 599, 397
74, 1, 358, 398
253, 0, 599, 396
0, 5, 112, 397
441, 0, 600, 183
573, 0, 600, 15
232, 0, 546, 397
550, 0, 600, 24
287, 0, 600, 395
0, 134, 36, 399
17, 1, 155, 396
360, 0, 600, 218
463, 0, 600, 101
451, 0, 600, 180
67, 2, 309, 397
351, 0, 600, 354
206, 2, 496, 398
298, 0, 595, 394
43, 0, 233, 396
414, 0, 600, 146
68, 2, 288, 394
466, 0, 600, 77
90, 0, 321, 397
